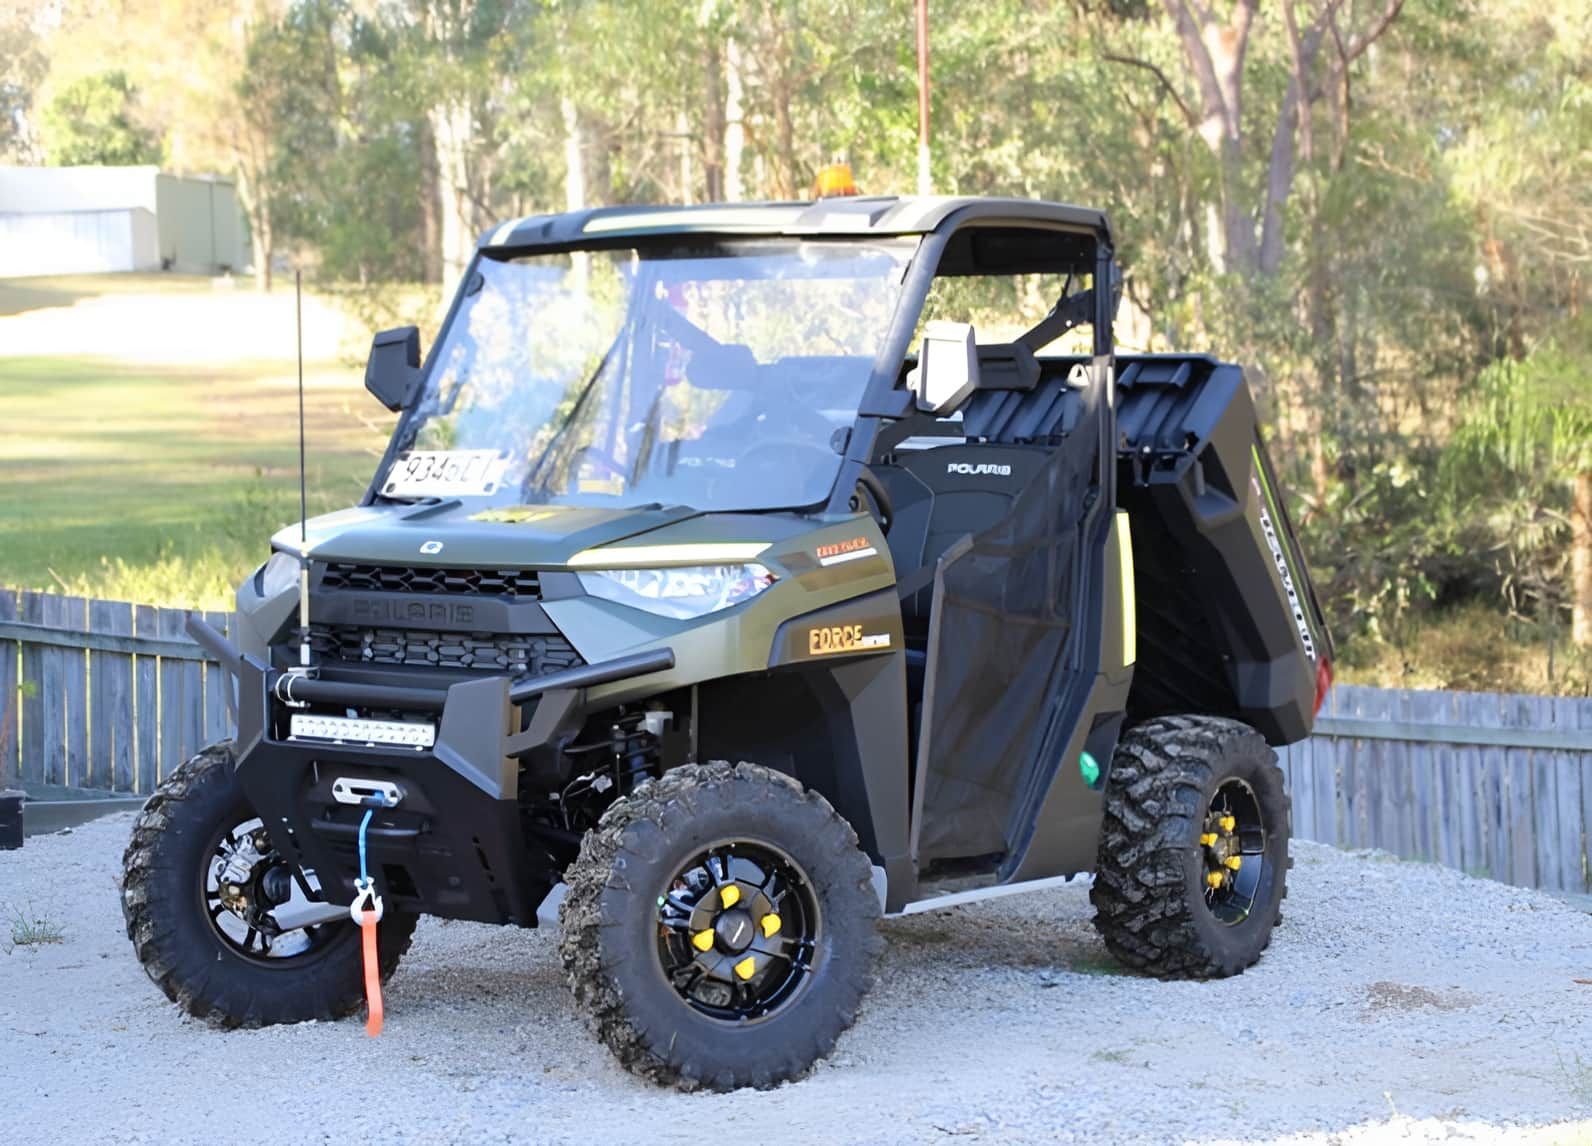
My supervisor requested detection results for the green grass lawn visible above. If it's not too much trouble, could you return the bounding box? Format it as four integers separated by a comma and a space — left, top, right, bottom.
0, 273, 220, 317
0, 354, 394, 608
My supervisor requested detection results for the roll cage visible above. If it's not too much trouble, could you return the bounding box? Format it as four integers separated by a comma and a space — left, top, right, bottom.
363, 196, 1122, 518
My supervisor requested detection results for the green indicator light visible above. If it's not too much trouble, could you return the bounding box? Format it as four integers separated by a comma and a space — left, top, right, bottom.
1079, 750, 1101, 787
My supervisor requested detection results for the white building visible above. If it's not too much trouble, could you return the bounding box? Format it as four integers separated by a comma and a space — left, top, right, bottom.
0, 165, 250, 277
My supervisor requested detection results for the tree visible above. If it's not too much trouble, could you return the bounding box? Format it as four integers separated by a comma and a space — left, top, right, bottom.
1124, 0, 1404, 278
0, 8, 46, 162
38, 70, 163, 166
1446, 321, 1592, 645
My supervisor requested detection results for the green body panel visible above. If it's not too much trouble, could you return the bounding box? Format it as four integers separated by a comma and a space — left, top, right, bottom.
270, 504, 900, 700
271, 502, 697, 566
560, 513, 895, 694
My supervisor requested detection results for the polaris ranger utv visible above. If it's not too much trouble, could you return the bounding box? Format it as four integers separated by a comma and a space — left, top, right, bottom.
123, 194, 1332, 1090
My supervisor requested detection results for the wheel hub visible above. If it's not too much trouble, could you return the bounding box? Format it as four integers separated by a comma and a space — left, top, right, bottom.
1199, 779, 1266, 925
205, 816, 329, 961
714, 908, 757, 953
656, 843, 820, 1022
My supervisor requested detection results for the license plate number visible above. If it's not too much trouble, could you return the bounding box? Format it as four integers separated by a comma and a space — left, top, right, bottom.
382, 449, 507, 498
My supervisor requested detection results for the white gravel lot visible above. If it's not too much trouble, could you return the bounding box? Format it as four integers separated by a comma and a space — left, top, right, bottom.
2, 812, 1589, 1146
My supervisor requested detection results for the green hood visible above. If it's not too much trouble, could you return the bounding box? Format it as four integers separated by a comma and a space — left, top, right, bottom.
270, 501, 701, 568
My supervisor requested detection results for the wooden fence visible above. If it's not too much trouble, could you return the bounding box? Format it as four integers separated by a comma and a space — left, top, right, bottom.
2, 587, 1590, 895
0, 588, 234, 794
1280, 684, 1592, 896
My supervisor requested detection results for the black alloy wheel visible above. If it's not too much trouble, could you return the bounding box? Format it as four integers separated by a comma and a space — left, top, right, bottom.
655, 840, 821, 1023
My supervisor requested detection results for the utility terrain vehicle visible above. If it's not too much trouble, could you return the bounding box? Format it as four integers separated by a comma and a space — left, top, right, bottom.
124, 194, 1331, 1091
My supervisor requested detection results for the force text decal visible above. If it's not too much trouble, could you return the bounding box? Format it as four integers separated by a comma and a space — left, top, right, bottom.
807, 625, 891, 656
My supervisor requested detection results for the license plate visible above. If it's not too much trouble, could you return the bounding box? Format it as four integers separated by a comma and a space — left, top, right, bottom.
289, 713, 436, 749
382, 449, 507, 498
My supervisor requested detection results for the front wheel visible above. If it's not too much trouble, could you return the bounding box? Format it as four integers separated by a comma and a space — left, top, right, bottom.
1090, 716, 1291, 979
559, 761, 882, 1091
121, 742, 417, 1027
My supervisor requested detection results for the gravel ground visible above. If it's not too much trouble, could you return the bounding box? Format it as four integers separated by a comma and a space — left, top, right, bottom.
2, 813, 1589, 1145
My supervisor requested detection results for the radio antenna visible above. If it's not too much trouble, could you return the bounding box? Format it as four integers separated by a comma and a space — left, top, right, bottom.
295, 269, 312, 669
296, 269, 308, 545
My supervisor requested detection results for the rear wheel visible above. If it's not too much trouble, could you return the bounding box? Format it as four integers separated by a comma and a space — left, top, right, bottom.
1090, 716, 1290, 979
122, 742, 416, 1027
559, 761, 881, 1091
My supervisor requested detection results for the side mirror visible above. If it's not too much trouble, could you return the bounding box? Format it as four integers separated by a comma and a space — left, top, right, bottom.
365, 325, 422, 412
908, 320, 981, 414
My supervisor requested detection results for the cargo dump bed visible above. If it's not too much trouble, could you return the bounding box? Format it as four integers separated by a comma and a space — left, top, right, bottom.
1108, 354, 1331, 744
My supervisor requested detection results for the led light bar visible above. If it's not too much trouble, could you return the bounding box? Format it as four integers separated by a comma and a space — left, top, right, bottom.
288, 713, 436, 749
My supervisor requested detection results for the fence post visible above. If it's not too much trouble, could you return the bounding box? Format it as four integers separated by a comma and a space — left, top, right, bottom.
0, 588, 17, 786
90, 598, 136, 792
134, 604, 160, 793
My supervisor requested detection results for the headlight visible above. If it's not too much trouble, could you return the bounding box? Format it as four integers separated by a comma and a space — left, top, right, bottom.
258, 551, 301, 598
578, 564, 776, 620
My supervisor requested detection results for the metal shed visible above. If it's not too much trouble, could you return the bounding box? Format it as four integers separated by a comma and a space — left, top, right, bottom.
0, 165, 250, 277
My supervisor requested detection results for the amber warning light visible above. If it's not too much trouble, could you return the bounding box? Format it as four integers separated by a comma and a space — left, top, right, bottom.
815, 163, 860, 198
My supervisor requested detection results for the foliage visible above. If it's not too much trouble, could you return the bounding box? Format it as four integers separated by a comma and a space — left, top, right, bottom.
0, 8, 46, 161
38, 70, 162, 166
2, 0, 1589, 687
5, 901, 66, 951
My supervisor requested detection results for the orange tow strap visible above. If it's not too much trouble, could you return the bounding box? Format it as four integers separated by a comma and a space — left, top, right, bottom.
361, 911, 383, 1037
352, 808, 385, 1037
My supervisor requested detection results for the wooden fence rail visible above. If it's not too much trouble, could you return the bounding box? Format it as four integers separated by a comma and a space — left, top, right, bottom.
1279, 684, 1592, 897
3, 588, 1590, 896
0, 588, 234, 794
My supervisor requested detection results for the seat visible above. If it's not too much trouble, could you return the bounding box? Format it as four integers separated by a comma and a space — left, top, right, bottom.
871, 441, 1051, 694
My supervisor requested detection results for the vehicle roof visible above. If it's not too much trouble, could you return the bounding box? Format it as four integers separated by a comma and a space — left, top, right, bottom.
477, 195, 1112, 252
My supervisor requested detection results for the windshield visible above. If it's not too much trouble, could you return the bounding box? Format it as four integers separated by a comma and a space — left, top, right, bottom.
387, 238, 916, 512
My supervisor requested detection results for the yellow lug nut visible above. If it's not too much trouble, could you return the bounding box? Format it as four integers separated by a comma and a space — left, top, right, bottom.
1206, 871, 1226, 890
1199, 833, 1218, 847
760, 912, 782, 938
692, 929, 715, 952
719, 884, 741, 909
1224, 856, 1243, 870
1218, 815, 1237, 833
733, 955, 757, 980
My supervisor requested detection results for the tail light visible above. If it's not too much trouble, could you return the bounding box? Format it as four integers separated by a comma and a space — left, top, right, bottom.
1313, 656, 1334, 717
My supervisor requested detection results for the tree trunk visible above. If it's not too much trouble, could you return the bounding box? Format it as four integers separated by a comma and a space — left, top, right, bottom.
724, 36, 745, 200
1573, 470, 1592, 646
234, 160, 272, 292
430, 98, 475, 294
250, 202, 272, 292
562, 96, 586, 212
416, 117, 442, 285
701, 40, 725, 201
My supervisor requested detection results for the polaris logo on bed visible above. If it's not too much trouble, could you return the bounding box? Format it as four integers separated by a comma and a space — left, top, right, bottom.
946, 462, 1011, 477
1253, 480, 1317, 662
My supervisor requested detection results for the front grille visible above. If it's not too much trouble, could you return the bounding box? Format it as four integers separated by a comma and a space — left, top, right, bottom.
310, 624, 582, 677
320, 563, 542, 599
